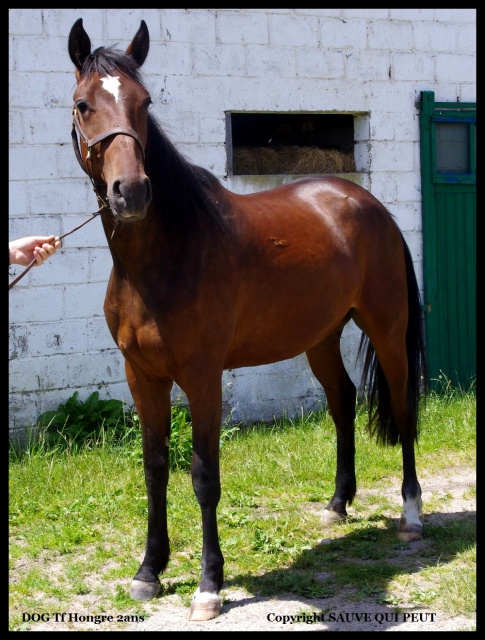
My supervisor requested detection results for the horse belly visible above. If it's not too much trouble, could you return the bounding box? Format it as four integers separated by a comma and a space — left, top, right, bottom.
226, 266, 356, 368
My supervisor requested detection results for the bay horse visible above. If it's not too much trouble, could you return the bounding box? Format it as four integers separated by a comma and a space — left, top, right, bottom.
68, 18, 427, 621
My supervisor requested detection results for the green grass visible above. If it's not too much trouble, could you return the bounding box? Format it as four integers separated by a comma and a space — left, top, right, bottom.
9, 383, 476, 630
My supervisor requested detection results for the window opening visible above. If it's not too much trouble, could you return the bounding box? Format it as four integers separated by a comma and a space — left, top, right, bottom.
228, 113, 355, 176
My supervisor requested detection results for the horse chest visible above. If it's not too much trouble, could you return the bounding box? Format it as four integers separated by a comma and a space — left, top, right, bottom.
104, 293, 169, 368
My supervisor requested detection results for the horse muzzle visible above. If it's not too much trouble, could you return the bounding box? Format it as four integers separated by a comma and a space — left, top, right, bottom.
107, 175, 152, 221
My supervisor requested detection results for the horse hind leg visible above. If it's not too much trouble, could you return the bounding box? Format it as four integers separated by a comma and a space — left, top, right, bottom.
359, 330, 423, 542
306, 329, 357, 524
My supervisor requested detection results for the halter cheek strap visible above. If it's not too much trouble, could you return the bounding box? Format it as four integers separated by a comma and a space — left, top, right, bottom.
71, 106, 146, 210
71, 107, 146, 177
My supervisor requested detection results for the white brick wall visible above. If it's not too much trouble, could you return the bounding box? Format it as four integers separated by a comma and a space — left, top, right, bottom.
9, 8, 476, 434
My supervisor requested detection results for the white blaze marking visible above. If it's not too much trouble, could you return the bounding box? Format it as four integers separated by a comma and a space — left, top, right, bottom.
101, 75, 121, 102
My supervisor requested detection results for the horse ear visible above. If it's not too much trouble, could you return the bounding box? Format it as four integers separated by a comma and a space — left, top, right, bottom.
126, 20, 149, 67
68, 18, 92, 71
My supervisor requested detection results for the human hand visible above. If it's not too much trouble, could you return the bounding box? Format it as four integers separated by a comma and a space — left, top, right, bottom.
9, 236, 61, 267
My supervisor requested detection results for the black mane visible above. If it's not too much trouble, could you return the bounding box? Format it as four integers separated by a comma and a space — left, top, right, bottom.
82, 46, 230, 237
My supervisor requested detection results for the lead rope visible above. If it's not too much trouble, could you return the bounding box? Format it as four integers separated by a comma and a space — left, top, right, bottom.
8, 204, 108, 290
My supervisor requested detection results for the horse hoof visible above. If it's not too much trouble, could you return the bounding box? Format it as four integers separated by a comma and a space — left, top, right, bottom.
397, 521, 423, 542
323, 508, 346, 524
130, 579, 161, 601
187, 590, 222, 621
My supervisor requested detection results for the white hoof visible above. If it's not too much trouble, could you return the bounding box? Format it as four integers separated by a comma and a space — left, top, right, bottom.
187, 588, 222, 621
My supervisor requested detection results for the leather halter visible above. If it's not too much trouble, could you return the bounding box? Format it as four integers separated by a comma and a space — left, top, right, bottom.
71, 106, 146, 199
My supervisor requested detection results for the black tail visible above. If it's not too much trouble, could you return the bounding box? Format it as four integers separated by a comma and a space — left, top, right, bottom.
358, 236, 428, 446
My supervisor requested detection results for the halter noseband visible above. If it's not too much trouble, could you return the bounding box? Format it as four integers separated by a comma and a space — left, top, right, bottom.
71, 106, 146, 205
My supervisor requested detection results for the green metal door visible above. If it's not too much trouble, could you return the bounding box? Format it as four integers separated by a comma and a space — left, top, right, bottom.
418, 91, 476, 390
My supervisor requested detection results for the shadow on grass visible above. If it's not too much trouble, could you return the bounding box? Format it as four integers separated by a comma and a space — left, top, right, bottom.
220, 508, 476, 631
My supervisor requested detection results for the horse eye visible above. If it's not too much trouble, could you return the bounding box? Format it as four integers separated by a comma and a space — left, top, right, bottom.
76, 100, 89, 115
144, 97, 153, 110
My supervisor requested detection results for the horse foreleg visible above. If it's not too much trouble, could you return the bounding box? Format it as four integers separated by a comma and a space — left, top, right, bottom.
124, 362, 173, 601
185, 377, 224, 621
306, 333, 357, 523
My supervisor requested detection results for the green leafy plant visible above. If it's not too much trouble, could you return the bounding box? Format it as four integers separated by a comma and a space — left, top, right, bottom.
169, 404, 193, 471
33, 392, 239, 472
37, 391, 133, 448
169, 404, 239, 471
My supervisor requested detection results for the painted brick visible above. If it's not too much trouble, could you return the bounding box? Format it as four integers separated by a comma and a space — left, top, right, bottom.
63, 283, 107, 320
9, 288, 64, 323
370, 141, 415, 172
9, 353, 68, 393
88, 249, 114, 283
269, 14, 320, 48
44, 9, 104, 39
8, 216, 61, 246
192, 44, 246, 76
344, 50, 392, 82
456, 24, 477, 55
394, 172, 423, 204
413, 22, 457, 52
342, 9, 389, 19
431, 9, 476, 23
55, 215, 107, 249
15, 36, 72, 72
368, 21, 413, 50
320, 18, 367, 50
393, 52, 435, 82
296, 48, 344, 79
24, 319, 89, 357
8, 8, 43, 34
104, 9, 163, 42
216, 11, 269, 44
435, 54, 476, 83
27, 181, 87, 215
86, 318, 118, 351
9, 146, 58, 181
8, 183, 28, 216
246, 44, 298, 78
66, 351, 126, 388
390, 9, 435, 21
392, 202, 418, 232
368, 173, 397, 205
159, 9, 216, 44
144, 42, 193, 77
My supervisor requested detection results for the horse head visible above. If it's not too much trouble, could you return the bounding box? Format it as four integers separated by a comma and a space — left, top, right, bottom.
68, 18, 152, 221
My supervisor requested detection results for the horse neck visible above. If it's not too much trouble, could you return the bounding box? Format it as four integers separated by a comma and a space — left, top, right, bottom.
100, 204, 160, 272
100, 202, 203, 282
